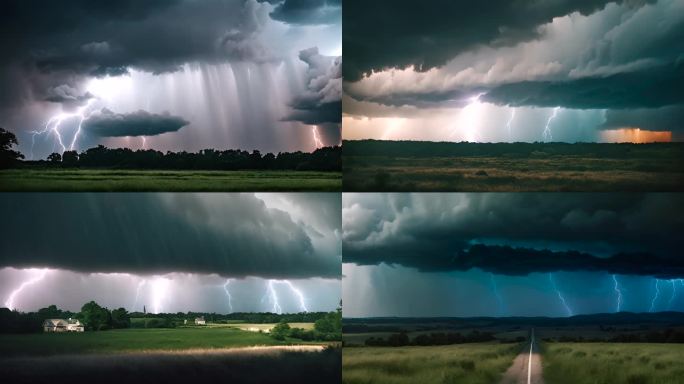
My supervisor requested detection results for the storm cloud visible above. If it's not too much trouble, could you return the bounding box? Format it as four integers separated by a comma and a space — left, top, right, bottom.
343, 193, 684, 278
268, 0, 341, 25
83, 109, 190, 137
0, 193, 341, 279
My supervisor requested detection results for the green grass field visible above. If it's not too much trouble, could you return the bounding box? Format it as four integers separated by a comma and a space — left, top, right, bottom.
0, 168, 341, 191
342, 343, 521, 384
543, 343, 684, 384
0, 327, 323, 357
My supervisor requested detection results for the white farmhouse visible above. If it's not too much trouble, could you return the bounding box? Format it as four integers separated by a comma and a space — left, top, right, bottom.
43, 318, 84, 332
194, 316, 206, 325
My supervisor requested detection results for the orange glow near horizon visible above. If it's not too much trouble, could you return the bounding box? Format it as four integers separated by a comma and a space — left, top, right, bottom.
601, 128, 671, 143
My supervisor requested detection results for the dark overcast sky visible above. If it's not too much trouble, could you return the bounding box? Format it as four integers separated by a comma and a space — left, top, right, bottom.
0, 0, 341, 159
342, 193, 684, 317
0, 193, 341, 314
343, 0, 684, 143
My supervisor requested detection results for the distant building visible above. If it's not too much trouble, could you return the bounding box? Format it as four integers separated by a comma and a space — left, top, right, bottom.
43, 318, 84, 332
194, 316, 206, 325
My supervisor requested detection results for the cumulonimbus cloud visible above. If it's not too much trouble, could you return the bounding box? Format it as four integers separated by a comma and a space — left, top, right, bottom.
83, 108, 189, 137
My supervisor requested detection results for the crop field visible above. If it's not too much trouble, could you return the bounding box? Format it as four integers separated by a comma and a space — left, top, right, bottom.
543, 342, 684, 384
0, 168, 341, 191
343, 140, 684, 191
342, 343, 521, 384
0, 326, 322, 357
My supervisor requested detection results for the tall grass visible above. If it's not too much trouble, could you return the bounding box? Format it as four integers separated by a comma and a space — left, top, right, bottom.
543, 343, 684, 384
343, 343, 521, 384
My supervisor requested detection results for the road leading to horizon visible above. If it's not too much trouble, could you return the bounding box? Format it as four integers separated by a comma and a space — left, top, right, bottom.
501, 329, 544, 384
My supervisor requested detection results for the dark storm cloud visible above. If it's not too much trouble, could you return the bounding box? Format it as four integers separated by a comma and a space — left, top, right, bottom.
602, 105, 684, 132
83, 109, 190, 137
284, 47, 341, 125
0, 0, 272, 108
343, 0, 634, 81
0, 194, 340, 279
343, 193, 684, 278
267, 0, 341, 25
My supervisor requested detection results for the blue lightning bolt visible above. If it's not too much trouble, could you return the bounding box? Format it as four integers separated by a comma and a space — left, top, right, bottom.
223, 279, 234, 313
505, 108, 516, 140
549, 273, 573, 317
542, 107, 560, 142
668, 280, 677, 310
267, 280, 282, 314
4, 269, 49, 310
490, 274, 505, 316
612, 275, 623, 313
649, 279, 661, 312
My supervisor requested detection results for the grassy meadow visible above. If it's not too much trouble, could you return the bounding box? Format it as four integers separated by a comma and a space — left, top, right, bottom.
342, 343, 521, 384
343, 140, 684, 191
543, 343, 684, 384
0, 325, 322, 357
0, 168, 341, 191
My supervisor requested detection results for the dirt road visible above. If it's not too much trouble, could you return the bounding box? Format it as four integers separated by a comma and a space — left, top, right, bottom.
500, 329, 544, 384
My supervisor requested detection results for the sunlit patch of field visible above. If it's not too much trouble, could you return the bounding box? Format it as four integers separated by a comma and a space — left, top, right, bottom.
543, 343, 684, 384
0, 168, 341, 191
343, 343, 521, 384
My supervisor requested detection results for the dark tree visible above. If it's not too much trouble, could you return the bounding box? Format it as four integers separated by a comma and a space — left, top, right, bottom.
46, 152, 62, 163
0, 127, 24, 168
271, 320, 291, 340
110, 308, 131, 329
62, 150, 79, 167
78, 301, 112, 331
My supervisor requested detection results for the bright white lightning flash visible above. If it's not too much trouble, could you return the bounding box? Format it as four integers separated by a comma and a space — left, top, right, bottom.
265, 280, 308, 314
132, 280, 147, 311
542, 107, 560, 142
223, 279, 234, 313
141, 136, 147, 149
4, 269, 49, 310
612, 275, 623, 313
30, 99, 96, 159
312, 125, 324, 149
549, 273, 573, 317
451, 93, 485, 141
267, 280, 282, 314
150, 277, 171, 314
505, 108, 516, 139
649, 279, 661, 312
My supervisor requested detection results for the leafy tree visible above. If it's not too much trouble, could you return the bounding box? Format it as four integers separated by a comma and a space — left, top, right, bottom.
78, 301, 111, 331
62, 150, 78, 167
46, 152, 62, 163
110, 308, 131, 329
0, 127, 24, 168
271, 320, 291, 340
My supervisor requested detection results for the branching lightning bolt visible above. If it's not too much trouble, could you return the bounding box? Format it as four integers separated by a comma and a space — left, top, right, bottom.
267, 280, 282, 314
4, 269, 49, 310
649, 279, 661, 313
30, 99, 96, 159
490, 274, 505, 316
223, 279, 234, 313
312, 125, 324, 149
549, 273, 573, 317
612, 275, 623, 313
281, 280, 308, 312
542, 107, 560, 142
265, 280, 307, 314
505, 108, 516, 140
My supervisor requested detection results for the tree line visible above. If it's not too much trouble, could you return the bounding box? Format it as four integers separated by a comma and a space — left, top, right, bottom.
270, 307, 342, 342
0, 302, 130, 333
362, 330, 496, 347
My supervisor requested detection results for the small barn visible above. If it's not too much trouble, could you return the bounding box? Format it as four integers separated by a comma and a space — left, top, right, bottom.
43, 318, 84, 332
194, 316, 206, 325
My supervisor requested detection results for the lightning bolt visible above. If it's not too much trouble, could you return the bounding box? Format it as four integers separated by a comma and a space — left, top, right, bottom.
30, 99, 96, 159
542, 107, 560, 142
4, 269, 49, 311
132, 279, 147, 312
267, 280, 282, 314
223, 279, 234, 313
490, 274, 505, 316
450, 93, 485, 141
141, 136, 147, 149
505, 108, 516, 140
150, 276, 170, 314
549, 273, 573, 317
612, 275, 623, 313
281, 280, 308, 312
649, 279, 661, 313
668, 279, 677, 310
312, 125, 324, 149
